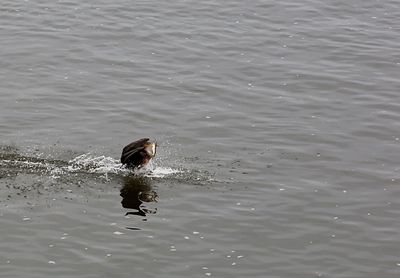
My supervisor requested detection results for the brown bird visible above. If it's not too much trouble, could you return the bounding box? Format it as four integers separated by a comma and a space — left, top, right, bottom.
121, 138, 157, 169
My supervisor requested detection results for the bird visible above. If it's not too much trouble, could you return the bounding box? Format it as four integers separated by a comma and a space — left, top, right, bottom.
120, 138, 157, 169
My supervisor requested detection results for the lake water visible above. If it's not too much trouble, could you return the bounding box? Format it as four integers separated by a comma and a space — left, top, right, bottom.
1, 0, 400, 277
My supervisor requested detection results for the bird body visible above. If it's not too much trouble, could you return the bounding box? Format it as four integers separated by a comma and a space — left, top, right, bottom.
121, 138, 156, 169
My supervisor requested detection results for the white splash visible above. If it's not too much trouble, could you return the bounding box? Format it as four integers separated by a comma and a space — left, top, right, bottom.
68, 153, 126, 174
67, 153, 181, 178
146, 166, 182, 178
1, 152, 181, 179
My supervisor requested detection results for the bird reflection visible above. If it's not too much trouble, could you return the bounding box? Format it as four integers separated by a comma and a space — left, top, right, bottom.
120, 176, 158, 217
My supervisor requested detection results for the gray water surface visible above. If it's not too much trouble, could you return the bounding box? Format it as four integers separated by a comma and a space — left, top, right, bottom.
1, 1, 400, 277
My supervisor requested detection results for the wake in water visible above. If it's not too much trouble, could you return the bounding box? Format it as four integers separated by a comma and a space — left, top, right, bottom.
0, 143, 216, 188
0, 151, 182, 180
0, 146, 217, 209
68, 153, 181, 178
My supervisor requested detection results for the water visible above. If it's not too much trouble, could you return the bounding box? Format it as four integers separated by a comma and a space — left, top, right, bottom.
1, 0, 400, 277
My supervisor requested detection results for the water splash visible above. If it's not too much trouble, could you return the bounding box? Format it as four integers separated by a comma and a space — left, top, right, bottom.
68, 153, 126, 174
67, 153, 182, 178
0, 150, 204, 181
144, 166, 182, 178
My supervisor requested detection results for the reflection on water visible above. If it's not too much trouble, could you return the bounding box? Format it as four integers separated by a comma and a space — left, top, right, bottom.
120, 176, 158, 217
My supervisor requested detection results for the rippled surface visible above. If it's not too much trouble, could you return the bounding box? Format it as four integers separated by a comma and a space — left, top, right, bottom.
1, 0, 400, 277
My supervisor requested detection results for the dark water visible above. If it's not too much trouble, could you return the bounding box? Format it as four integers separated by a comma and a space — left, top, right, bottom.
1, 0, 400, 277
